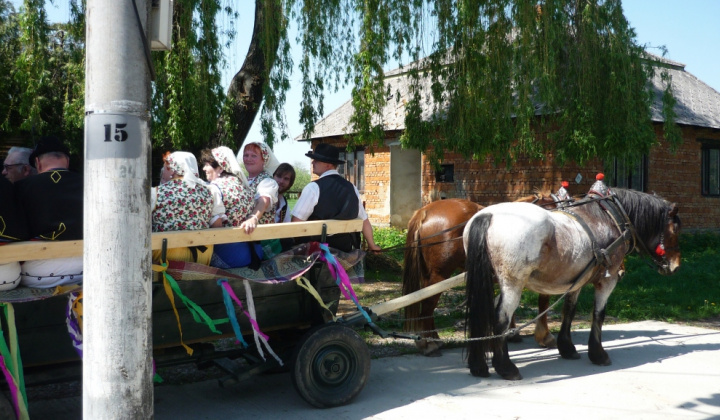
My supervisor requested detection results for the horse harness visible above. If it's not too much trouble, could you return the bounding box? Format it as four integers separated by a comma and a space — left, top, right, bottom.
552, 194, 636, 286
556, 193, 675, 273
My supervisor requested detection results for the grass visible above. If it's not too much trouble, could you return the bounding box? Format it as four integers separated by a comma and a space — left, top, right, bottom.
362, 229, 720, 335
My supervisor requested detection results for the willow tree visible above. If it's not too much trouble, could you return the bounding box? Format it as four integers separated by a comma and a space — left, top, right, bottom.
5, 0, 679, 166
294, 0, 681, 166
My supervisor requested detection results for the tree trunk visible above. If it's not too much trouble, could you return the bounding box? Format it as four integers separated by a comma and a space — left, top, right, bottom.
213, 0, 282, 149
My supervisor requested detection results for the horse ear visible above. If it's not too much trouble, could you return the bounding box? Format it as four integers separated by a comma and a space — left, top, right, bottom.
669, 204, 679, 217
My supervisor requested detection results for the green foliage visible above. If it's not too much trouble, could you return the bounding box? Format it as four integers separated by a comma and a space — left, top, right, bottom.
372, 226, 407, 261
372, 226, 406, 249
291, 161, 311, 191
0, 1, 21, 132
151, 0, 232, 154
3, 0, 681, 170
14, 0, 51, 134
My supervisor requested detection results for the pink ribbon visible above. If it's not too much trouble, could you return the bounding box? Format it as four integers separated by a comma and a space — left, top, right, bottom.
220, 281, 269, 341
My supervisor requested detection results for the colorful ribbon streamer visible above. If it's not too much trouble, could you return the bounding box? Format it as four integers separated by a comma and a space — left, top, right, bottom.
0, 303, 28, 420
318, 243, 373, 324
66, 291, 83, 357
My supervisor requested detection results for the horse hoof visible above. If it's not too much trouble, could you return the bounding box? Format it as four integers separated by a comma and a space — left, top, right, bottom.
560, 351, 581, 360
416, 339, 443, 357
470, 367, 490, 378
497, 370, 523, 381
589, 351, 612, 366
423, 347, 443, 357
537, 335, 557, 349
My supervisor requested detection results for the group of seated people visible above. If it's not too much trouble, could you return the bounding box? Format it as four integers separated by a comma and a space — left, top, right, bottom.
1, 137, 380, 290
151, 142, 294, 269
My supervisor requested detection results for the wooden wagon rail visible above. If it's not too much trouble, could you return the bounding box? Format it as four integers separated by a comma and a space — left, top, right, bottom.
0, 219, 364, 264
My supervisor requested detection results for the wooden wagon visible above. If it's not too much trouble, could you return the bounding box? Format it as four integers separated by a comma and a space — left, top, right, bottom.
0, 219, 465, 414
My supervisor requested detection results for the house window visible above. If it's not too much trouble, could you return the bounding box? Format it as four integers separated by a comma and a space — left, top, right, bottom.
701, 142, 720, 196
435, 164, 454, 183
604, 156, 647, 191
337, 147, 365, 193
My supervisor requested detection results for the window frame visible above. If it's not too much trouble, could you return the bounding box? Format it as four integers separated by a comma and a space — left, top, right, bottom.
337, 147, 365, 193
603, 155, 648, 191
434, 164, 455, 183
700, 140, 720, 197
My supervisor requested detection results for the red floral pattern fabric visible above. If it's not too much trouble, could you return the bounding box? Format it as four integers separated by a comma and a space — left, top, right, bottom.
152, 179, 214, 232
246, 171, 276, 225
212, 176, 252, 227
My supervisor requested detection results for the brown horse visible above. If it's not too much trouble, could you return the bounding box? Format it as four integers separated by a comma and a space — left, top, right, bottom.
402, 194, 558, 356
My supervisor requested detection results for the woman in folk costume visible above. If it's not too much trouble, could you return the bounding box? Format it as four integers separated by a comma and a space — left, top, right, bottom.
209, 142, 280, 269
151, 151, 226, 265
236, 141, 280, 233
200, 146, 250, 228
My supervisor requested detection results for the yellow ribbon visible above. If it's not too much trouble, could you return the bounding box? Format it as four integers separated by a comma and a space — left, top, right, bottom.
156, 264, 193, 355
70, 292, 83, 331
295, 276, 338, 322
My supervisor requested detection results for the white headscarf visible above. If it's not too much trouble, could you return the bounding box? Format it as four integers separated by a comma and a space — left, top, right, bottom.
166, 151, 205, 188
212, 146, 249, 187
237, 141, 281, 178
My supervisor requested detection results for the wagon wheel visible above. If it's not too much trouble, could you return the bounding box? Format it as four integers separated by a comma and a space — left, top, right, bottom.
290, 323, 370, 408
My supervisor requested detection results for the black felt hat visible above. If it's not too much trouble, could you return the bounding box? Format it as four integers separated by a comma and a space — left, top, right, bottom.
29, 136, 70, 168
305, 143, 345, 165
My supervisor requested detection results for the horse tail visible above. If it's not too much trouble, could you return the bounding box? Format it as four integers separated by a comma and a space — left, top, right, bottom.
465, 213, 495, 369
402, 209, 427, 332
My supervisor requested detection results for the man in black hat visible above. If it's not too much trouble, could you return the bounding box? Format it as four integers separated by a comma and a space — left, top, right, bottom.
291, 143, 380, 253
14, 136, 83, 287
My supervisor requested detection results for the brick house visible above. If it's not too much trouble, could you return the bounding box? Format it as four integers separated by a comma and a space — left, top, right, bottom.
299, 55, 720, 231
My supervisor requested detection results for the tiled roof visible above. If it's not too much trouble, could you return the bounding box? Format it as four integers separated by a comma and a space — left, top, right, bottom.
300, 54, 720, 140
647, 55, 720, 128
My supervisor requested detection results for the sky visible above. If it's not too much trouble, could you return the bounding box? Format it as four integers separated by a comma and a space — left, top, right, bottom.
15, 0, 720, 168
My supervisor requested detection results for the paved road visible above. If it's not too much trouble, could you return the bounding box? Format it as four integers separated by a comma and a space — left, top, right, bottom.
26, 321, 720, 419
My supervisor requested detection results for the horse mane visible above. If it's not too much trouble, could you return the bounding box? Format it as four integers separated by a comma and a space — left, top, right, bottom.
610, 188, 677, 245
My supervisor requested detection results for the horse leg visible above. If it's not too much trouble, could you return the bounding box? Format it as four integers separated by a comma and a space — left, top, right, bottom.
491, 292, 522, 380
557, 290, 581, 360
588, 277, 619, 366
414, 292, 443, 357
506, 297, 522, 343
534, 294, 557, 348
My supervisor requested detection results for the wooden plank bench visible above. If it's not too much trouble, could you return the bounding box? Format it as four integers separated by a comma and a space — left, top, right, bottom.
0, 219, 364, 264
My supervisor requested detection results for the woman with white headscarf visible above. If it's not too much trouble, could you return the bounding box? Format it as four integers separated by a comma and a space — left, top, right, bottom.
236, 141, 280, 234
200, 146, 249, 227
151, 151, 226, 265
202, 146, 267, 269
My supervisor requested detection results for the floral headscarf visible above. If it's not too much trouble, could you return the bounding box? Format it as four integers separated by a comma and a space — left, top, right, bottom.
238, 141, 280, 177
166, 151, 204, 188
212, 146, 248, 187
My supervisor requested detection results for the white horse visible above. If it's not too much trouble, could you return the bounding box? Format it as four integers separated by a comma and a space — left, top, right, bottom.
462, 188, 681, 380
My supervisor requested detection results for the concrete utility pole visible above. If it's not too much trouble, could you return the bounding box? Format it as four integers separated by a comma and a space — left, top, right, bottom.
83, 0, 153, 418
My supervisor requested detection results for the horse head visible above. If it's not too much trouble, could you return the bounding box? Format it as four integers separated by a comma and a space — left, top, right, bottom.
654, 203, 681, 275
614, 189, 681, 275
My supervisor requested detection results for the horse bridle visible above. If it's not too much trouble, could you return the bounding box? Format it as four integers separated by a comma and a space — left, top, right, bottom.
594, 195, 675, 274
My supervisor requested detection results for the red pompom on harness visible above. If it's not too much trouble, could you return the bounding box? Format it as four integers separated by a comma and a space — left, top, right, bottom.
655, 243, 666, 256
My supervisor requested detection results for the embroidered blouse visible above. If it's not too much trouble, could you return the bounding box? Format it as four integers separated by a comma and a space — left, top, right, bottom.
246, 171, 278, 225
152, 179, 215, 232
211, 175, 251, 227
